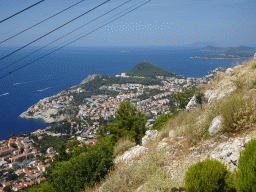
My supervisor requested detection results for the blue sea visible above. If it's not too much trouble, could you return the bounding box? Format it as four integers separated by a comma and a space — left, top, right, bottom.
0, 45, 252, 141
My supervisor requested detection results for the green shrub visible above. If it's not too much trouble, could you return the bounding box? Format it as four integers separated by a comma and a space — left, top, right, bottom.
219, 93, 251, 133
152, 113, 171, 131
237, 139, 256, 191
184, 159, 235, 192
114, 137, 136, 157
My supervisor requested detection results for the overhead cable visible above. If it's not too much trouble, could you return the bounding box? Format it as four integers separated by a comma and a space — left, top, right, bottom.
0, 0, 151, 80
0, 0, 87, 45
0, 0, 134, 71
0, 0, 110, 61
0, 0, 45, 24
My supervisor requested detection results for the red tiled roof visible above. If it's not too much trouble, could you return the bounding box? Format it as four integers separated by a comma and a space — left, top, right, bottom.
3, 181, 11, 187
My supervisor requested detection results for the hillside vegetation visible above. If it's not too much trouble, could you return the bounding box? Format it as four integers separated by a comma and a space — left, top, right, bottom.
22, 59, 256, 192
86, 59, 256, 191
126, 62, 183, 78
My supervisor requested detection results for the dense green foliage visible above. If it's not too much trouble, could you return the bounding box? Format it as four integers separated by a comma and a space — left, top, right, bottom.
5, 172, 18, 181
5, 133, 16, 140
41, 140, 114, 192
184, 159, 235, 192
96, 124, 108, 139
126, 62, 182, 78
31, 134, 70, 154
3, 186, 11, 192
237, 139, 256, 191
171, 87, 195, 109
137, 88, 165, 100
108, 100, 147, 144
10, 143, 18, 149
21, 181, 53, 192
18, 132, 25, 137
152, 113, 172, 131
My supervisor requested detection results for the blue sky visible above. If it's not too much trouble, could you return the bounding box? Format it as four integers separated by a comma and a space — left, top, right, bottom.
0, 0, 255, 47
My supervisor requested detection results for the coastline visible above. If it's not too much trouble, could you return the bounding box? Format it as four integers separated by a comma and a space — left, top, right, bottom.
190, 57, 241, 60
19, 110, 69, 124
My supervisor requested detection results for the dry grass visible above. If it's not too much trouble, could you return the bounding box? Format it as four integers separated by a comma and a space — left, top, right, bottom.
200, 74, 225, 92
99, 146, 171, 192
114, 137, 136, 157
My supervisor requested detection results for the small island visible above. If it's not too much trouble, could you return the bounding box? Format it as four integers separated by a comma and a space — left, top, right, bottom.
191, 45, 256, 59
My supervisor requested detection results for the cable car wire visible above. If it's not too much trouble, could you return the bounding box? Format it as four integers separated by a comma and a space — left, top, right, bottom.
0, 0, 151, 79
0, 0, 45, 24
0, 0, 110, 61
0, 0, 87, 45
0, 0, 135, 71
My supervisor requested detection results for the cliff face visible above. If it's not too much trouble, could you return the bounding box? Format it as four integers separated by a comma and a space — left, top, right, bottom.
94, 59, 256, 192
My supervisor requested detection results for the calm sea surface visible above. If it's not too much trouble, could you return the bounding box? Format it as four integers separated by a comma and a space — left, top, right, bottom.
0, 46, 252, 140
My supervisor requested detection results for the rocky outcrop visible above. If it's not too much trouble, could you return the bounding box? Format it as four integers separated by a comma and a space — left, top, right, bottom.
169, 129, 175, 139
79, 74, 101, 85
19, 109, 70, 123
226, 68, 233, 75
142, 130, 159, 146
208, 116, 222, 136
114, 145, 147, 163
186, 95, 197, 111
204, 85, 236, 103
209, 136, 251, 172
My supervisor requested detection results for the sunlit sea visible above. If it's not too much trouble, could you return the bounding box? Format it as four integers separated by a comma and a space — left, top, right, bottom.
0, 45, 252, 140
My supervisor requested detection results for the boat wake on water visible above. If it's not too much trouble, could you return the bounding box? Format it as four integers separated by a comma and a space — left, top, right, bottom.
37, 87, 52, 92
0, 93, 9, 97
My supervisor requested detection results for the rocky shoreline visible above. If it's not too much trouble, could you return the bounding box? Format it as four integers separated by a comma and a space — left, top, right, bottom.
19, 108, 69, 124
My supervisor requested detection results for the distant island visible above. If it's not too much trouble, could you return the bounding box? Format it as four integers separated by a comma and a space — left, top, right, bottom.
191, 45, 256, 59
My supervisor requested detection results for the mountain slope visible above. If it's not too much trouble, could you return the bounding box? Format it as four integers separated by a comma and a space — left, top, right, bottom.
87, 59, 256, 192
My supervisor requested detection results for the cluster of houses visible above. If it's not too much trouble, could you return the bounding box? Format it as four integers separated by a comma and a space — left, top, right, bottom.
76, 77, 196, 122
27, 94, 73, 113
0, 121, 101, 191
0, 134, 57, 191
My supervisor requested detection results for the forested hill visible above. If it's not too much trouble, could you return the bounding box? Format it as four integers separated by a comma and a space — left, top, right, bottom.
126, 62, 183, 78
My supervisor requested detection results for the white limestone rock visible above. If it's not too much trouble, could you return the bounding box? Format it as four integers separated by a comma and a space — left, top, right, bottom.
210, 137, 251, 172
243, 89, 256, 100
135, 185, 144, 192
169, 129, 175, 139
142, 130, 159, 146
226, 68, 233, 75
204, 90, 217, 103
208, 116, 222, 136
114, 145, 146, 163
186, 95, 197, 111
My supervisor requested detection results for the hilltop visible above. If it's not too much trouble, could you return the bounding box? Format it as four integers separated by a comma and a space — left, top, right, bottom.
126, 62, 183, 78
